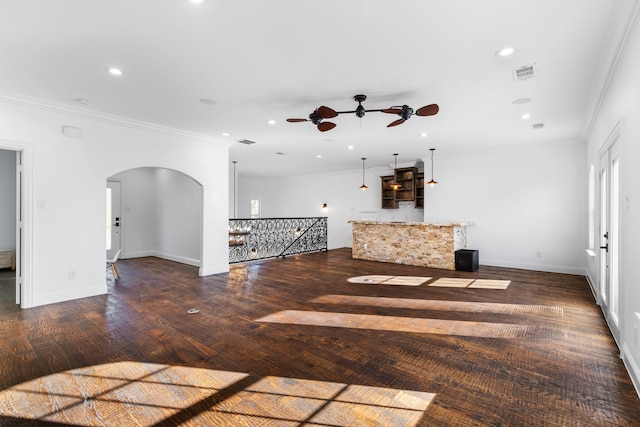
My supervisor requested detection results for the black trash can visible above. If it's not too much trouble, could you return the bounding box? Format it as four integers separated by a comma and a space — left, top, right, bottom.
455, 249, 479, 272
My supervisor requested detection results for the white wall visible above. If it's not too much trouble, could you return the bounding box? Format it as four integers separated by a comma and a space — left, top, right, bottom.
0, 149, 16, 249
0, 97, 230, 308
424, 142, 587, 274
586, 7, 640, 392
237, 142, 587, 277
155, 168, 202, 265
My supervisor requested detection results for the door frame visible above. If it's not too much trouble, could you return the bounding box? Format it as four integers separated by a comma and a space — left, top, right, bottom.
597, 120, 623, 344
0, 140, 33, 309
106, 181, 122, 260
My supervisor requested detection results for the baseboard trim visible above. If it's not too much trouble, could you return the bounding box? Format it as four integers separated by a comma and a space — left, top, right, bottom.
584, 272, 598, 301
32, 285, 107, 308
153, 251, 200, 267
621, 343, 640, 399
121, 250, 200, 267
480, 258, 587, 275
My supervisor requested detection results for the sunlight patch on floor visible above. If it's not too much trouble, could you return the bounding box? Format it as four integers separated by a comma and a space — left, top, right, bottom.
257, 310, 535, 338
310, 295, 564, 315
347, 275, 511, 289
347, 275, 431, 286
0, 362, 434, 426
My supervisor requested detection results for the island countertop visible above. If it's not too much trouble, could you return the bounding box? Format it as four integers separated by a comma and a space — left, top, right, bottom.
348, 220, 474, 227
348, 220, 473, 270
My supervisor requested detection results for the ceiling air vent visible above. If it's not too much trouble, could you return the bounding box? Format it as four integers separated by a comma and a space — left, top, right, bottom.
512, 64, 537, 82
531, 123, 544, 130
237, 139, 257, 145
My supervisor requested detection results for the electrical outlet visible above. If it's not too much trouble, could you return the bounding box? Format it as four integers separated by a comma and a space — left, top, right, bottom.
536, 251, 542, 258
68, 270, 76, 280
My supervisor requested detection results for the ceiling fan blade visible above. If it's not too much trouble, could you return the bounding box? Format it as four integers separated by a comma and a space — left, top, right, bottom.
416, 104, 439, 116
317, 106, 338, 118
317, 121, 336, 132
387, 118, 406, 127
381, 108, 403, 114
287, 118, 308, 122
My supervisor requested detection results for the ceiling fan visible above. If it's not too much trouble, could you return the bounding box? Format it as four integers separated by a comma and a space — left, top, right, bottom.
286, 94, 439, 132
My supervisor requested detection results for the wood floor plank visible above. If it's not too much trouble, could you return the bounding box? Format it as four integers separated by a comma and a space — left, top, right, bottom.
0, 250, 639, 426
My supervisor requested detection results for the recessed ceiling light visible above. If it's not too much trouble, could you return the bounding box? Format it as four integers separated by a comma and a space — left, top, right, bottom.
316, 155, 322, 159
348, 145, 354, 150
496, 47, 515, 57
106, 67, 123, 76
199, 98, 216, 105
221, 132, 230, 137
512, 98, 532, 105
267, 119, 276, 125
420, 132, 428, 138
521, 113, 531, 120
189, 0, 205, 4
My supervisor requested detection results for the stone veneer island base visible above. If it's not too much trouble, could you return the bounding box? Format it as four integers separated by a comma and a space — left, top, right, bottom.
349, 220, 473, 270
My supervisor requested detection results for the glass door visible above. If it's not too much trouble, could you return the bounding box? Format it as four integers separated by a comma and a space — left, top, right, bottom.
598, 133, 621, 341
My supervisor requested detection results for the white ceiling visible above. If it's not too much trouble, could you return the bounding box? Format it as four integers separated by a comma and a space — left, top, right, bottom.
0, 0, 633, 177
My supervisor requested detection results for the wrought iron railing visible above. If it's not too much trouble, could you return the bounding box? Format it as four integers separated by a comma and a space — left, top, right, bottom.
229, 217, 328, 263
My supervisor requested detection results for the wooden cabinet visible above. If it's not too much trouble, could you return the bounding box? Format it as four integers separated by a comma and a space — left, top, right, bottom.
381, 176, 397, 209
380, 167, 424, 209
415, 173, 424, 208
394, 167, 417, 202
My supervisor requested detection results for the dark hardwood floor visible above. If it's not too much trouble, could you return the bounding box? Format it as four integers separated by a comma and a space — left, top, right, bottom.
1, 249, 639, 426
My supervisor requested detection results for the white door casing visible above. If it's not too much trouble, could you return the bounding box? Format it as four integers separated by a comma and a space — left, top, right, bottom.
106, 181, 122, 260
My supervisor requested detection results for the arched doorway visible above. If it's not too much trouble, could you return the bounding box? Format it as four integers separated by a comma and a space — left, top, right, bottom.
107, 167, 204, 270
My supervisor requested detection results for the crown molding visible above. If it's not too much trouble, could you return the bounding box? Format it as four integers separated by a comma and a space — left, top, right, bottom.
0, 92, 232, 147
581, 0, 640, 141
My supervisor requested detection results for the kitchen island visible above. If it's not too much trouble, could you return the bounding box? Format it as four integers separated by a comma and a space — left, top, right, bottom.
348, 220, 473, 270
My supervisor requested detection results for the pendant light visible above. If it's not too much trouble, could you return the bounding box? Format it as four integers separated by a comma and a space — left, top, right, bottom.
359, 157, 368, 190
427, 148, 438, 186
390, 153, 402, 190
232, 161, 237, 218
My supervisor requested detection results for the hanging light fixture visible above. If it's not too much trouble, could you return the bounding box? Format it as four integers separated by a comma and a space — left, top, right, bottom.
359, 157, 368, 190
390, 153, 402, 190
427, 148, 438, 186
232, 161, 237, 218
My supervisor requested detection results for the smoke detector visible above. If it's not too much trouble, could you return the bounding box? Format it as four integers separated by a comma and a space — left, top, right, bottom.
513, 64, 538, 82
531, 123, 544, 130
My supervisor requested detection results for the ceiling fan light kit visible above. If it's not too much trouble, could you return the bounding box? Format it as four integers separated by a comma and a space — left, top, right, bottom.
287, 94, 439, 132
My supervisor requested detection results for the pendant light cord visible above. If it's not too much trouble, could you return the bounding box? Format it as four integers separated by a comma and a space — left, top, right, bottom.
232, 161, 237, 218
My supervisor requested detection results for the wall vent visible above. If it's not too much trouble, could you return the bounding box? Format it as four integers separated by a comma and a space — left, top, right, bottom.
531, 123, 544, 130
513, 64, 537, 82
238, 139, 257, 145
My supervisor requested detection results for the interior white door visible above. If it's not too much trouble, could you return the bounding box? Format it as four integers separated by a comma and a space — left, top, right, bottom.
599, 151, 608, 307
598, 134, 621, 341
106, 182, 121, 260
